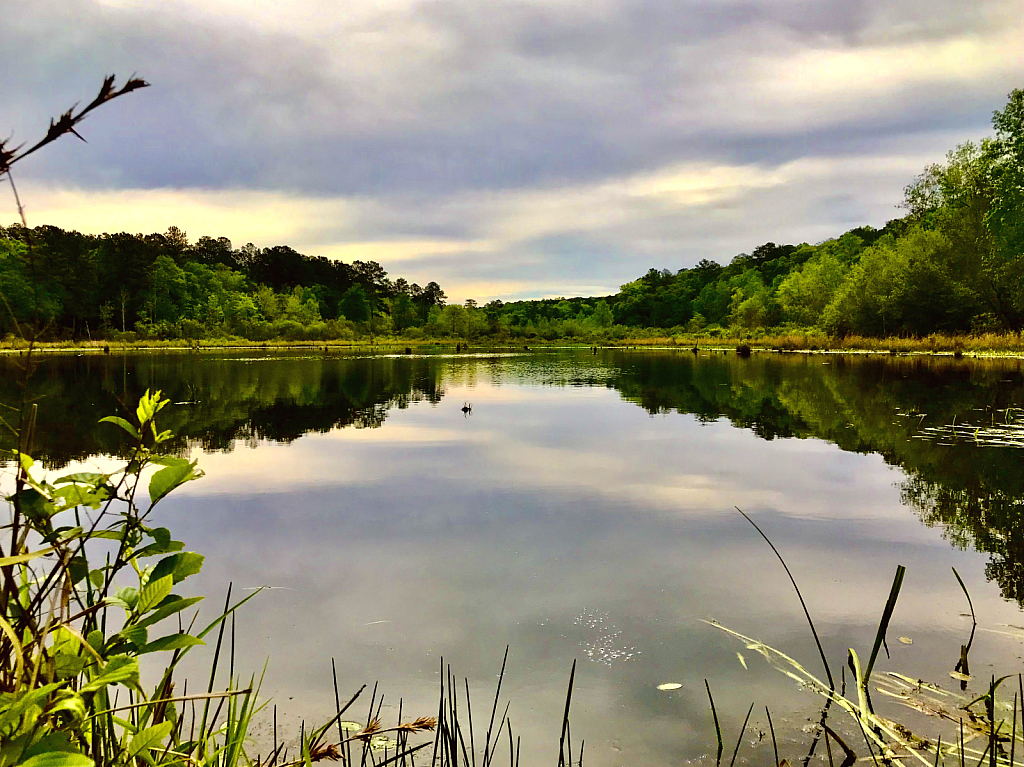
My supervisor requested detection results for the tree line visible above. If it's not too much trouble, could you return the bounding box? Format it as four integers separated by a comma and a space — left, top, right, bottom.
2, 89, 1020, 343
493, 89, 1023, 340
0, 224, 447, 340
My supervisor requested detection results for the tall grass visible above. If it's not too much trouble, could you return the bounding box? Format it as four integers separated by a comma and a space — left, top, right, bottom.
2, 331, 1022, 356
709, 509, 1024, 767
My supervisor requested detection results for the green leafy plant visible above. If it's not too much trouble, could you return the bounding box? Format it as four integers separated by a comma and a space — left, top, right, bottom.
0, 388, 266, 766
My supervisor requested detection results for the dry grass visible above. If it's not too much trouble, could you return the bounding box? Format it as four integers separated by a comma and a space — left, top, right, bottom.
4, 331, 1022, 356
0, 337, 442, 354
601, 331, 1024, 356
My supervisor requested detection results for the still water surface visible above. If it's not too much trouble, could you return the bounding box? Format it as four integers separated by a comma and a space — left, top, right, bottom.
4, 349, 1023, 765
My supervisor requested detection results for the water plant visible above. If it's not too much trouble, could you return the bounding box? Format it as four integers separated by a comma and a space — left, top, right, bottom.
708, 509, 1024, 767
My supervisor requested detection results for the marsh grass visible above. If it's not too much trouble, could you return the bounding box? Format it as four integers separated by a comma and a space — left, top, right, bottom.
591, 332, 1023, 355
2, 332, 1022, 357
710, 509, 1024, 767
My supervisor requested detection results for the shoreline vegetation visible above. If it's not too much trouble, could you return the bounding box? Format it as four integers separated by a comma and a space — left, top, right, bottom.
2, 331, 1021, 357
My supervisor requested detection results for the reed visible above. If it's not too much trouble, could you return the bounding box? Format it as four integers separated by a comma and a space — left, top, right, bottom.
711, 509, 1024, 767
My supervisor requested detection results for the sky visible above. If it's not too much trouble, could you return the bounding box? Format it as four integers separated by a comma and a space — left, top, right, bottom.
2, 0, 1020, 302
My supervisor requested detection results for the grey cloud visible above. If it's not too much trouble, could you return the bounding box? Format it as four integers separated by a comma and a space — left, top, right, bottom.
2, 0, 1015, 197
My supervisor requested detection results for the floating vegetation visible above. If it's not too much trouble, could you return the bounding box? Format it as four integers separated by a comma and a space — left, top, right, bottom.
914, 409, 1024, 448
657, 683, 683, 691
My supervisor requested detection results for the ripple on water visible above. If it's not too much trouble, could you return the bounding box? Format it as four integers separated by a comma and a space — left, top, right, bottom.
573, 609, 641, 666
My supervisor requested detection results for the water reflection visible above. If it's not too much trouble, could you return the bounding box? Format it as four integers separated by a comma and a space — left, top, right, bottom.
4, 350, 1020, 605
1, 349, 1021, 766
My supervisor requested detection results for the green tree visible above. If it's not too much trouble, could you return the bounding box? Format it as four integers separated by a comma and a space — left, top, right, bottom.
776, 252, 848, 326
591, 299, 613, 327
392, 291, 419, 331
986, 89, 1024, 257
983, 89, 1024, 329
147, 254, 189, 322
255, 284, 280, 321
440, 304, 468, 336
339, 284, 371, 323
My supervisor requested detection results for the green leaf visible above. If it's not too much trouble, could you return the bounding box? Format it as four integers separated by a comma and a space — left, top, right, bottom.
80, 655, 139, 693
20, 731, 80, 759
149, 460, 201, 504
98, 416, 140, 440
47, 691, 87, 726
53, 472, 109, 486
137, 575, 173, 615
150, 552, 204, 584
148, 526, 173, 546
150, 456, 191, 468
67, 556, 89, 585
110, 586, 138, 611
86, 630, 104, 655
118, 625, 148, 648
18, 452, 34, 474
52, 484, 109, 511
136, 595, 204, 630
12, 488, 55, 522
88, 530, 126, 541
0, 683, 62, 732
52, 651, 88, 680
139, 633, 204, 654
133, 527, 184, 558
0, 546, 54, 567
136, 389, 168, 428
19, 753, 93, 767
129, 721, 174, 757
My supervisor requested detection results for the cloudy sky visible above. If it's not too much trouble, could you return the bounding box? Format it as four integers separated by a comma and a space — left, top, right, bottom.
2, 0, 1020, 301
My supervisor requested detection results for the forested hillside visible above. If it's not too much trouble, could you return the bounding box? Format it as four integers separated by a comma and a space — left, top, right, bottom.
0, 226, 447, 340
2, 90, 1020, 343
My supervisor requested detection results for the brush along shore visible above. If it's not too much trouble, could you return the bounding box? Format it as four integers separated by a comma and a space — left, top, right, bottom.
1, 331, 1022, 357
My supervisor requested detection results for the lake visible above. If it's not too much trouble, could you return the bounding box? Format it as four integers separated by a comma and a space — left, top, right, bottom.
2, 348, 1022, 766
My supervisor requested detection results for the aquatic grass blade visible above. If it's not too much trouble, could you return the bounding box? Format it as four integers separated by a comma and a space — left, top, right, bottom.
706, 680, 723, 767
767, 707, 780, 767
735, 507, 835, 691
863, 565, 905, 687
729, 702, 754, 767
557, 659, 576, 767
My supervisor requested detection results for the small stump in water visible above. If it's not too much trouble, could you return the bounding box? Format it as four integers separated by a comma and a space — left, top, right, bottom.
736, 343, 752, 358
